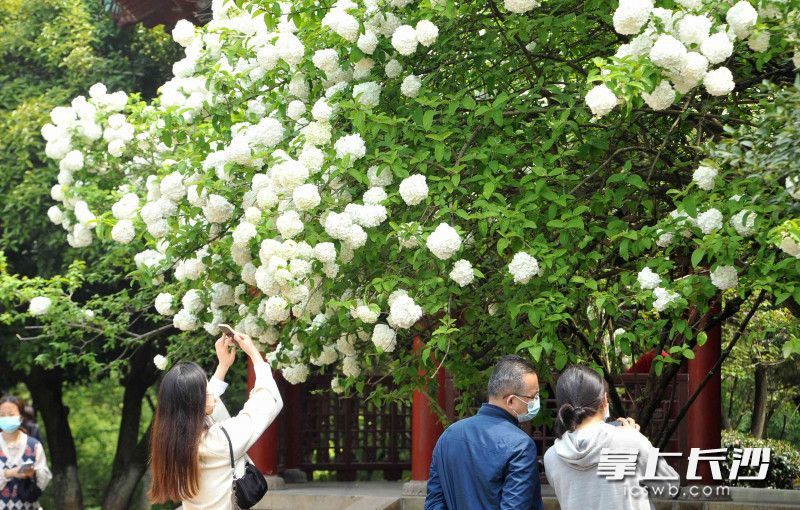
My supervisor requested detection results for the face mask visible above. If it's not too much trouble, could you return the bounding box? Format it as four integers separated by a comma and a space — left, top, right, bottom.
513, 395, 540, 423
0, 416, 21, 433
604, 402, 611, 420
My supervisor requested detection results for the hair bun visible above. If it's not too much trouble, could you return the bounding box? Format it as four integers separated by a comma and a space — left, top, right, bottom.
557, 403, 576, 425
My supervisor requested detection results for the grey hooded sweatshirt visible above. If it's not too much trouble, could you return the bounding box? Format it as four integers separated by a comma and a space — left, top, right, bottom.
543, 421, 680, 510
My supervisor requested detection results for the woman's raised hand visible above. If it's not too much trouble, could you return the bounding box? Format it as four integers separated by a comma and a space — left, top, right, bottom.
215, 335, 236, 369
232, 332, 262, 361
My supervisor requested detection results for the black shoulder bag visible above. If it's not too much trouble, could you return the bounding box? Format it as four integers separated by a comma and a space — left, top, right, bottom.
219, 426, 268, 509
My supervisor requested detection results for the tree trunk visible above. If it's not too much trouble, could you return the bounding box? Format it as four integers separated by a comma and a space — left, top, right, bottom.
101, 340, 160, 510
750, 364, 768, 439
26, 367, 83, 510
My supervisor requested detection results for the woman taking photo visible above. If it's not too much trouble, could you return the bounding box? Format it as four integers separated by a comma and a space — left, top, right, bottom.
149, 331, 283, 509
0, 395, 52, 509
544, 365, 679, 510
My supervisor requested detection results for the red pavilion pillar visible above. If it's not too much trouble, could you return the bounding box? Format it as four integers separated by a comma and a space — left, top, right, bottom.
685, 304, 722, 484
404, 336, 446, 495
246, 357, 285, 489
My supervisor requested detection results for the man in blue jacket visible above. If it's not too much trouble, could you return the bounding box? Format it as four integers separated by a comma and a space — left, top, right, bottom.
424, 355, 544, 510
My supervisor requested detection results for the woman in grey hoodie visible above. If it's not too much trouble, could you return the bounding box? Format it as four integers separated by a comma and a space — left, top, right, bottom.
543, 365, 680, 510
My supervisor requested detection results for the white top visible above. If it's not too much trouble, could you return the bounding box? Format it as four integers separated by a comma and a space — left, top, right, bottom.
0, 432, 53, 495
181, 360, 283, 510
544, 422, 679, 510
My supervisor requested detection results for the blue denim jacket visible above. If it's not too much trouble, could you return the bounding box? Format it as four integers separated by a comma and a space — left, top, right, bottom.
424, 403, 544, 510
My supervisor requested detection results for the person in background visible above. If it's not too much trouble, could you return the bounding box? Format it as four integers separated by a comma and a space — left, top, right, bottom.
544, 365, 679, 510
0, 395, 52, 509
21, 405, 42, 444
148, 332, 282, 509
425, 355, 544, 510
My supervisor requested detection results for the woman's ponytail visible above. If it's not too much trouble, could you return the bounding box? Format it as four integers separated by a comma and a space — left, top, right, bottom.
553, 365, 607, 437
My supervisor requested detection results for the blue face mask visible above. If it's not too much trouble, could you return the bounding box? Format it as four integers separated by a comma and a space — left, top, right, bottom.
513, 395, 540, 423
0, 416, 21, 433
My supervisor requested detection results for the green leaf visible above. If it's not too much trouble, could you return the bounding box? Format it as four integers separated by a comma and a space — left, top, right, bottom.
423, 110, 436, 130
691, 248, 705, 267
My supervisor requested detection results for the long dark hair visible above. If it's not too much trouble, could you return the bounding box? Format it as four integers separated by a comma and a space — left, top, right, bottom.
0, 395, 29, 435
553, 365, 607, 437
148, 362, 208, 503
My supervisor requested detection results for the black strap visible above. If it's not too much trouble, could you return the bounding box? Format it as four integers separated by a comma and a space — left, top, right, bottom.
219, 426, 235, 471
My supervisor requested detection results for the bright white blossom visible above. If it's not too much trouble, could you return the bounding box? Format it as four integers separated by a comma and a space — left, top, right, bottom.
426, 223, 462, 260
153, 354, 169, 370
697, 208, 724, 234
353, 82, 382, 107
649, 35, 688, 73
701, 32, 734, 65
613, 0, 653, 35
399, 174, 428, 205
585, 84, 618, 117
449, 259, 475, 287
676, 15, 712, 46
388, 293, 422, 329
334, 134, 366, 161
111, 219, 136, 244
371, 324, 397, 352
29, 296, 52, 316
172, 20, 196, 47
653, 287, 680, 312
508, 252, 540, 284
726, 1, 758, 39
504, 0, 540, 14
637, 267, 661, 289
357, 30, 379, 54
155, 293, 175, 315
392, 25, 418, 55
401, 74, 422, 98
415, 20, 439, 47
693, 165, 718, 190
703, 67, 735, 96
730, 210, 756, 236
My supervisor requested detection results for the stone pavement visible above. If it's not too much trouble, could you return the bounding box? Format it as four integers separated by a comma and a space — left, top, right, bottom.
253, 482, 800, 510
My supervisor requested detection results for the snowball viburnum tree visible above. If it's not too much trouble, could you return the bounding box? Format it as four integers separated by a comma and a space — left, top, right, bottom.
39, 0, 799, 424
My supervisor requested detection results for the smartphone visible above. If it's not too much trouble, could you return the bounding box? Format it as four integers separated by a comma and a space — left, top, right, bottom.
605, 417, 622, 427
218, 324, 236, 338
18, 462, 34, 474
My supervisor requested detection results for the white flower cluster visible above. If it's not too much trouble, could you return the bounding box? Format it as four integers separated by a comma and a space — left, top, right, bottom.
371, 324, 397, 352
42, 0, 450, 382
652, 286, 680, 312
504, 0, 541, 14
387, 290, 422, 329
44, 84, 132, 247
426, 223, 462, 260
29, 296, 52, 316
710, 265, 738, 290
449, 259, 475, 287
637, 267, 661, 289
591, 0, 762, 116
508, 252, 541, 284
153, 354, 169, 370
692, 165, 717, 191
391, 20, 439, 56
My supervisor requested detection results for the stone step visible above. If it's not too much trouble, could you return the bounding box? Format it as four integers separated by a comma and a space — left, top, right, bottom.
254, 493, 401, 510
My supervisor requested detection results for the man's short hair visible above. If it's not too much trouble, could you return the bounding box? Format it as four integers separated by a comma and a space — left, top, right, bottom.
487, 355, 537, 399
